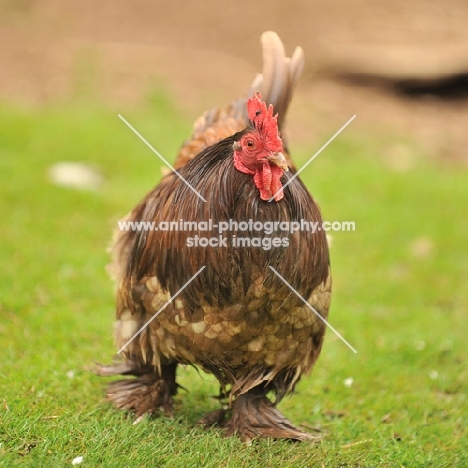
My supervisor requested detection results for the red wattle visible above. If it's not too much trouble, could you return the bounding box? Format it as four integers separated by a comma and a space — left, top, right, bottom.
253, 163, 284, 201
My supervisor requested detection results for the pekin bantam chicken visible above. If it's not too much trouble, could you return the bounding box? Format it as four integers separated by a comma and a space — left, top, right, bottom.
97, 31, 331, 442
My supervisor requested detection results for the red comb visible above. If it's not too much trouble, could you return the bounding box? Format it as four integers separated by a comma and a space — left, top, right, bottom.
247, 92, 283, 152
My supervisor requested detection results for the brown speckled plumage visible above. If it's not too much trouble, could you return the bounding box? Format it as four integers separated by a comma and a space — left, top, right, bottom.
97, 31, 331, 442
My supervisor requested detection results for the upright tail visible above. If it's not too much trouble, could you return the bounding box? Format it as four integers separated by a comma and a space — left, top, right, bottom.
248, 31, 305, 131
174, 31, 305, 169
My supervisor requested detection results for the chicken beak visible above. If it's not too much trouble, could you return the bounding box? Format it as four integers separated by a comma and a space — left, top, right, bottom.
267, 152, 289, 171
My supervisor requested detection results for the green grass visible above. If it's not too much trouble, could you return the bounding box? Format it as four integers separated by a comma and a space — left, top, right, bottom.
0, 95, 467, 467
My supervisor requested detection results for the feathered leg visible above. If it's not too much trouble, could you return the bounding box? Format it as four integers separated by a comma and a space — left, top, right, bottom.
198, 387, 320, 443
223, 388, 319, 443
95, 361, 177, 422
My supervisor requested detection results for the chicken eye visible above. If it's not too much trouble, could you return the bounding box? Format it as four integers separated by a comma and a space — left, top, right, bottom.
246, 140, 255, 148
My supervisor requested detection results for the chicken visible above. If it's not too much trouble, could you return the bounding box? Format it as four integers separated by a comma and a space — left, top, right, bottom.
97, 31, 331, 442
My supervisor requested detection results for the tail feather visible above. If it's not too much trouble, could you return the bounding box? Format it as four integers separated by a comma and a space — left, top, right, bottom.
174, 31, 305, 169
250, 31, 304, 130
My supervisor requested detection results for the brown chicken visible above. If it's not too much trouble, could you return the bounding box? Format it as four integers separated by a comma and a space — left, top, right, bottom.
97, 31, 331, 442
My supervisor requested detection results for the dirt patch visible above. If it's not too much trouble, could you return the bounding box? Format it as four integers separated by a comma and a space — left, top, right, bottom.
2, 0, 468, 161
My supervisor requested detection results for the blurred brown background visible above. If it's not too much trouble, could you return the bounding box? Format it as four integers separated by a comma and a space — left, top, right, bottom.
2, 0, 468, 160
